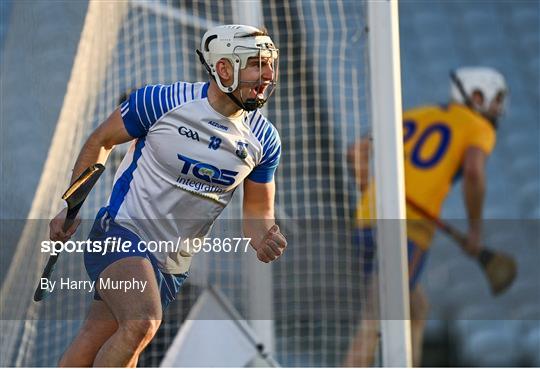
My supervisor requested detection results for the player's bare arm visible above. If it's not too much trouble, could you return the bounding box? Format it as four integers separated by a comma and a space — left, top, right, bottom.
462, 146, 488, 257
243, 178, 287, 263
50, 109, 134, 242
347, 136, 372, 193
70, 109, 134, 182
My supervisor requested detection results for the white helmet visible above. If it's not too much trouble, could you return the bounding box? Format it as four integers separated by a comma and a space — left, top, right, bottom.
450, 66, 508, 121
197, 24, 279, 110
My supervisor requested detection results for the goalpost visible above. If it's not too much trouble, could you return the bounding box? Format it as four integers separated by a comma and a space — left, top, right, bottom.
368, 1, 411, 366
0, 0, 410, 366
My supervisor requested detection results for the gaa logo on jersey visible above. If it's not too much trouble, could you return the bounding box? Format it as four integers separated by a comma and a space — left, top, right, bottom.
177, 154, 239, 186
235, 141, 249, 160
178, 126, 200, 141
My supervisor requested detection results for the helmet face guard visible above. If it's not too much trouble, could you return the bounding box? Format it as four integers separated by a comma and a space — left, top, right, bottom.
235, 45, 279, 111
198, 25, 279, 111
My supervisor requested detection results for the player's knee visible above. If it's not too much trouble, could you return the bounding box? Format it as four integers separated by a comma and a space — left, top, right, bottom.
119, 318, 161, 346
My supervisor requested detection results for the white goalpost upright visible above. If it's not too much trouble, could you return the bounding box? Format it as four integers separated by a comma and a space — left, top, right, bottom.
230, 0, 277, 356
0, 0, 411, 366
368, 0, 412, 367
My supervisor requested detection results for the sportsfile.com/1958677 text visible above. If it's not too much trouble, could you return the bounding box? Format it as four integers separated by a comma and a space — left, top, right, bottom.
40, 237, 252, 256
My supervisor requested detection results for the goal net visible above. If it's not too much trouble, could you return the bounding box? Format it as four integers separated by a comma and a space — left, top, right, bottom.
0, 0, 394, 366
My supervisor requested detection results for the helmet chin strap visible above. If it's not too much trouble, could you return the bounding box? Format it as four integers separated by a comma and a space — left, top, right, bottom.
483, 114, 499, 130
226, 80, 273, 111
225, 92, 265, 111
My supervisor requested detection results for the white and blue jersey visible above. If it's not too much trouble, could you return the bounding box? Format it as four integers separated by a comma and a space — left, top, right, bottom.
104, 81, 280, 274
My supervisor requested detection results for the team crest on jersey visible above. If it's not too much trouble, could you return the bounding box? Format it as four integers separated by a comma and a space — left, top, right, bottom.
235, 141, 249, 160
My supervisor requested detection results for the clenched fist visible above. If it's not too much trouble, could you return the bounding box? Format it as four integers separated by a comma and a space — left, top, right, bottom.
252, 224, 287, 263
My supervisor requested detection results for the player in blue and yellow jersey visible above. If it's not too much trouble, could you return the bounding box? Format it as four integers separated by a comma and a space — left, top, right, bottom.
49, 25, 287, 366
344, 67, 508, 366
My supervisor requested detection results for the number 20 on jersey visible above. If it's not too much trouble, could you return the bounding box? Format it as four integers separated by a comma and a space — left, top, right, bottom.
403, 120, 451, 169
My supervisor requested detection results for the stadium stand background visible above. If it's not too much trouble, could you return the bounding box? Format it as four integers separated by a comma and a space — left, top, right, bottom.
0, 0, 538, 366
0, 1, 88, 281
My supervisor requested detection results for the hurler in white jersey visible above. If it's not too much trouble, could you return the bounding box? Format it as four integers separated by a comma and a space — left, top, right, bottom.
113, 80, 281, 274
49, 25, 287, 367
